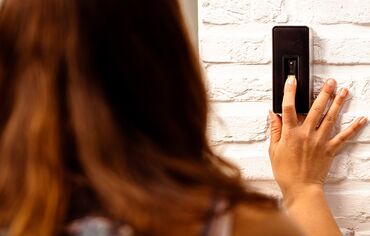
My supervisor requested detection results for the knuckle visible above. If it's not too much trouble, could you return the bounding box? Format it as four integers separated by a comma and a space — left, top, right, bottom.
312, 105, 323, 113
348, 125, 358, 133
271, 126, 280, 133
334, 98, 344, 106
301, 129, 312, 140
311, 134, 322, 144
353, 122, 362, 131
317, 136, 328, 146
324, 113, 337, 123
297, 129, 313, 143
325, 147, 336, 157
313, 139, 323, 149
282, 130, 294, 141
282, 104, 295, 114
337, 135, 347, 143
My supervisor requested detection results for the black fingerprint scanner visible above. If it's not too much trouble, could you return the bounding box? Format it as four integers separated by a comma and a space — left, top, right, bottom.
273, 26, 312, 114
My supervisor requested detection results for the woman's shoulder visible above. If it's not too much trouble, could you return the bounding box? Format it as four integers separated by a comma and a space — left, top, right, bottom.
232, 202, 304, 236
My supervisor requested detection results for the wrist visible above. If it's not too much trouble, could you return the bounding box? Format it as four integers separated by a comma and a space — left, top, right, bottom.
282, 184, 325, 208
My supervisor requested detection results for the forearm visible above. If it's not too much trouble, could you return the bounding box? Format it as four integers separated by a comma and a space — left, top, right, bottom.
283, 185, 341, 236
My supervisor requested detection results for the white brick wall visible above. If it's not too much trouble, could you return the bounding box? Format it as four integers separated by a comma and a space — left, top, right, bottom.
200, 0, 370, 234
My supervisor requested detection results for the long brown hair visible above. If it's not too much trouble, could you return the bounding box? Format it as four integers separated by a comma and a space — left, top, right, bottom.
0, 0, 275, 235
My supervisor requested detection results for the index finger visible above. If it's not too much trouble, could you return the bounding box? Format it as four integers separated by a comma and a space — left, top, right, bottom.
282, 76, 298, 129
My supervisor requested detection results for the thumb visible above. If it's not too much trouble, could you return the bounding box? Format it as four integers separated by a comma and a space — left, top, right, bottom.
269, 110, 282, 145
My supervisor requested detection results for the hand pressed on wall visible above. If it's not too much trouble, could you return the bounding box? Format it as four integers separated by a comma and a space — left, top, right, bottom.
269, 77, 367, 204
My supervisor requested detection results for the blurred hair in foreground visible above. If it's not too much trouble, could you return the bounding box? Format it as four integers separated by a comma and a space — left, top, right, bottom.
0, 0, 276, 235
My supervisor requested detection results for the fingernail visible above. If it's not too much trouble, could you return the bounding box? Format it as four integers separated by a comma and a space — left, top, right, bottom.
340, 88, 348, 98
327, 79, 336, 88
287, 76, 296, 86
269, 110, 274, 120
360, 117, 368, 125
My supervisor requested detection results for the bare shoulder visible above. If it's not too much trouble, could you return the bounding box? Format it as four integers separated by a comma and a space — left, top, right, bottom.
232, 202, 304, 236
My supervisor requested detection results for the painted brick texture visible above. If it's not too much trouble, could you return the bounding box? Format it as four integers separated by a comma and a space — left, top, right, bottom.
200, 0, 370, 234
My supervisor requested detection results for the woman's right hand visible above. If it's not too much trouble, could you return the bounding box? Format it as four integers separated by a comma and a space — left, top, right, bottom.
268, 77, 367, 236
269, 77, 367, 204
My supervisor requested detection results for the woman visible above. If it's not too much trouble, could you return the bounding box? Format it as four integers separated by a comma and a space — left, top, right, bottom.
0, 0, 366, 235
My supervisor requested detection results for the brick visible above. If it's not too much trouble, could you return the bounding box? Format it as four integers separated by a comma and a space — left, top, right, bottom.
200, 0, 251, 25
212, 139, 270, 155
205, 65, 272, 102
250, 0, 288, 23
227, 155, 274, 180
326, 191, 370, 227
349, 159, 370, 180
313, 26, 370, 65
354, 79, 370, 101
200, 0, 288, 25
328, 154, 349, 183
215, 143, 273, 180
208, 113, 269, 142
314, 37, 370, 65
208, 103, 270, 142
356, 231, 370, 236
289, 0, 370, 24
200, 29, 269, 64
348, 148, 370, 180
342, 229, 355, 236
